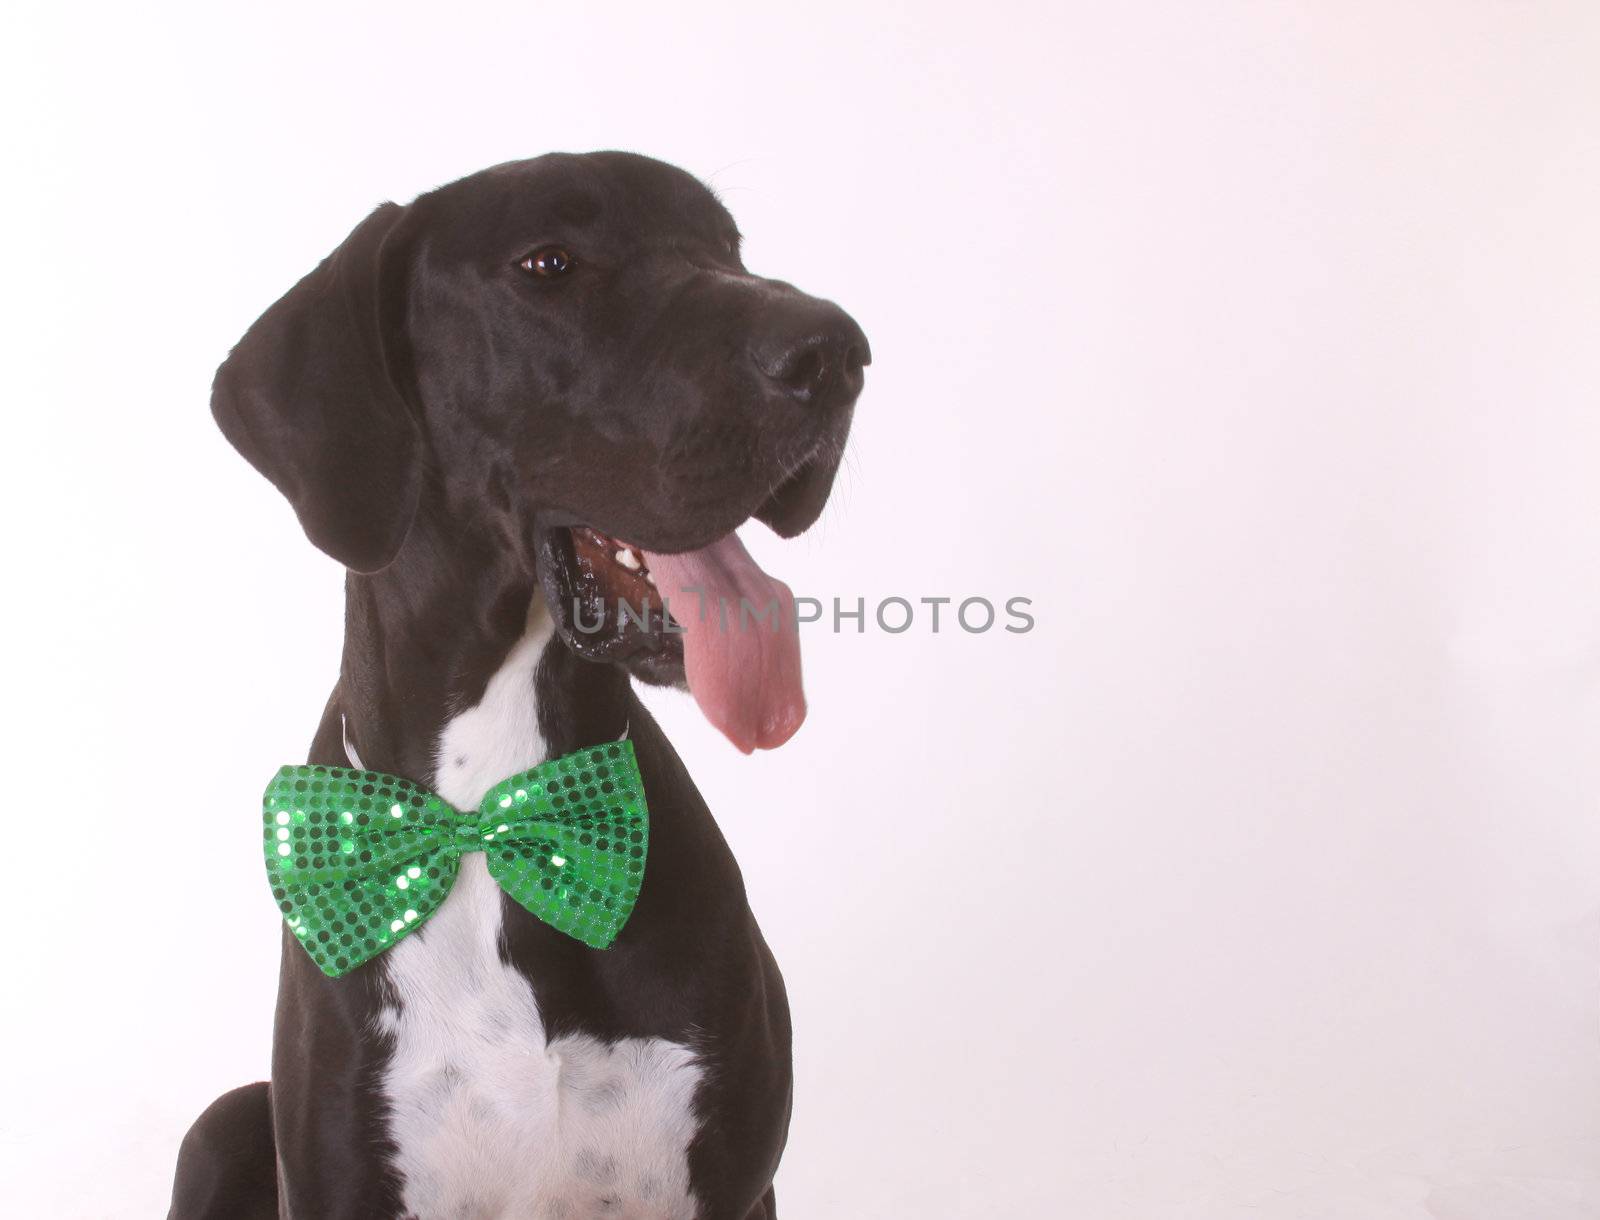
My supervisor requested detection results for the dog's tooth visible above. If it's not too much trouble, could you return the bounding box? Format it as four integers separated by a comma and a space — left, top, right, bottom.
643, 569, 656, 585
616, 549, 642, 571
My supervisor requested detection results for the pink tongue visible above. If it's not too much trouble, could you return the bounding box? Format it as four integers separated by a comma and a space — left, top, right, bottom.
641, 533, 805, 753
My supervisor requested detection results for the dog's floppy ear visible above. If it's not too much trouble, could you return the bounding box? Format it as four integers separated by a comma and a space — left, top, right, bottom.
212, 203, 423, 574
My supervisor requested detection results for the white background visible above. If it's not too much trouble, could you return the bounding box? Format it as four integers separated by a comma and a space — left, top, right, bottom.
4, 2, 1599, 1217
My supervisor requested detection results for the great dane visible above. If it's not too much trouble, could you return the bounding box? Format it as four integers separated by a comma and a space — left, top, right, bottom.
168, 151, 869, 1220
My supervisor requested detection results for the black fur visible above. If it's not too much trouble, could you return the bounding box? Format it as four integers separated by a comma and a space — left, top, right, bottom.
169, 152, 866, 1220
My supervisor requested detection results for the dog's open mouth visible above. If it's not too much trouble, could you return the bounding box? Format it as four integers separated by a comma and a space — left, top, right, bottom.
536, 435, 847, 753
538, 519, 808, 755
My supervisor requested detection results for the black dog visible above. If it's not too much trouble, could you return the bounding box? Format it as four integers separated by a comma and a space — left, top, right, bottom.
169, 152, 868, 1220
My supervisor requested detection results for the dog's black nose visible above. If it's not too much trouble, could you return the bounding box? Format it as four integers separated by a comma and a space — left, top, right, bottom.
752, 303, 870, 408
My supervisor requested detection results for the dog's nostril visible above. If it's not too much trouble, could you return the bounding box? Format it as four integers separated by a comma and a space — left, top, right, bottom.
754, 310, 869, 405
780, 348, 826, 396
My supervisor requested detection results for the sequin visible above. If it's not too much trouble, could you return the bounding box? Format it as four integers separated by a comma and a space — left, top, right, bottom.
261, 741, 649, 978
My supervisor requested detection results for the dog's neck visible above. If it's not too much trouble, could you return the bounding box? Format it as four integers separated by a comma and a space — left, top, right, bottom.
332, 501, 630, 794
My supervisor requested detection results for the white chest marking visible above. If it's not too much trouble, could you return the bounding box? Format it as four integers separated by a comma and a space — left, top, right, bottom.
379, 598, 702, 1220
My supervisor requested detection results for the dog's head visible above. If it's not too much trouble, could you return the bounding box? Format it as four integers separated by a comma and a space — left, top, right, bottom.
214, 152, 869, 751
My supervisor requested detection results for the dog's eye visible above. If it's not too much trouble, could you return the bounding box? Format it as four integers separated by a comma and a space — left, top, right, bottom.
518, 247, 574, 278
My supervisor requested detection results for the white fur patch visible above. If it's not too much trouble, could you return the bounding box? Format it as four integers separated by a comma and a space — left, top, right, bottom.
379, 597, 702, 1220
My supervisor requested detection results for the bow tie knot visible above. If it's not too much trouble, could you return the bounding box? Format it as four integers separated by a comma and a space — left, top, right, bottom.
263, 741, 649, 977
459, 816, 500, 851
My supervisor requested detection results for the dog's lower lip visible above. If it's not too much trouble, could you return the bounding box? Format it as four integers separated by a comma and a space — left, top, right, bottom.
540, 524, 685, 687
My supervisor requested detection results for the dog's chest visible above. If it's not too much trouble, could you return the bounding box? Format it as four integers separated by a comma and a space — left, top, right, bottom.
377, 609, 702, 1220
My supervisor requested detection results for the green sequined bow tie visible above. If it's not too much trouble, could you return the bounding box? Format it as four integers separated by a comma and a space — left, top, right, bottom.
262, 741, 648, 977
